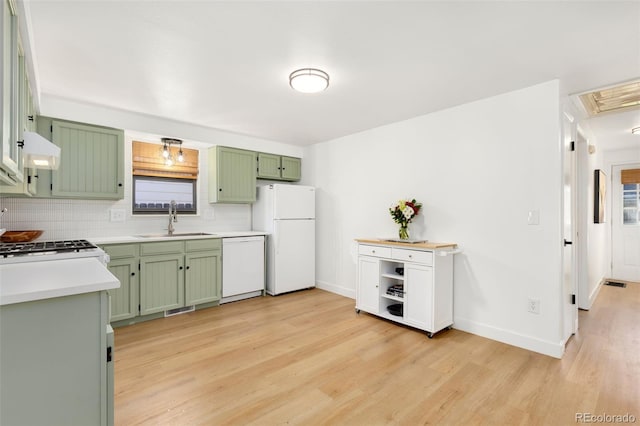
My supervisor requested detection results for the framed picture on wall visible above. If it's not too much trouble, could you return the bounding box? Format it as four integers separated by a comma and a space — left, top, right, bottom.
594, 169, 606, 223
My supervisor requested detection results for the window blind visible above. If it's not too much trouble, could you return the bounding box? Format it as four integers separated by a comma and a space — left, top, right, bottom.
132, 141, 199, 179
621, 169, 640, 185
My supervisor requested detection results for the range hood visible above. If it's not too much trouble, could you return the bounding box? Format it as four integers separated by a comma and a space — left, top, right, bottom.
22, 131, 60, 170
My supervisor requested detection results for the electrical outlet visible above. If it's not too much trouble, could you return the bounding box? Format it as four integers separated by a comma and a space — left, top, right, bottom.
110, 209, 126, 222
527, 298, 540, 314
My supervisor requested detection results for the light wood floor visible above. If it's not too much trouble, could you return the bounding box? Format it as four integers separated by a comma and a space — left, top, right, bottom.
114, 284, 640, 425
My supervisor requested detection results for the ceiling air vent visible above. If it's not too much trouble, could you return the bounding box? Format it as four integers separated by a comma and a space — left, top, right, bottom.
579, 80, 640, 116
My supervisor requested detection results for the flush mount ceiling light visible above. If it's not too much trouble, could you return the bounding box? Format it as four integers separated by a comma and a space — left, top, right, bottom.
161, 138, 184, 166
289, 68, 329, 93
632, 127, 640, 135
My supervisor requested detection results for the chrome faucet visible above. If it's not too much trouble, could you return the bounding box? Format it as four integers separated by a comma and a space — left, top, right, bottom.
168, 200, 177, 235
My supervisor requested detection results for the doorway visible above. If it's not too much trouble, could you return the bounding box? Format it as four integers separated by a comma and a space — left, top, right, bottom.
610, 164, 640, 282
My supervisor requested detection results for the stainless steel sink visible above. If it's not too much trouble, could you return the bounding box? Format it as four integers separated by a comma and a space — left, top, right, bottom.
137, 232, 215, 238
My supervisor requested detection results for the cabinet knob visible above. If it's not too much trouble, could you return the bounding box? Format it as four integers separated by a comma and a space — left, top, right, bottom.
186, 266, 190, 270
118, 183, 123, 187
372, 250, 376, 253
131, 272, 135, 276
408, 255, 413, 258
219, 188, 223, 192
179, 266, 184, 270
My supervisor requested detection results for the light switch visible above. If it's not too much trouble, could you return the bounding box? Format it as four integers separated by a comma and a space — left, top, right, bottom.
527, 210, 540, 225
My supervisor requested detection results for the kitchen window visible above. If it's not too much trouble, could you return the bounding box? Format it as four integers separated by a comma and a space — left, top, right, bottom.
133, 176, 197, 214
131, 140, 199, 215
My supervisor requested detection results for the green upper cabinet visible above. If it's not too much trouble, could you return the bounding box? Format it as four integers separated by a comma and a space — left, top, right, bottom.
0, 0, 24, 186
208, 146, 256, 203
51, 120, 124, 199
33, 116, 124, 199
256, 152, 281, 179
280, 156, 301, 181
257, 152, 301, 182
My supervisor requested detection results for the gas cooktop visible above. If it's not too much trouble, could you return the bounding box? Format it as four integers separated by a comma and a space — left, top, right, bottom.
0, 239, 98, 258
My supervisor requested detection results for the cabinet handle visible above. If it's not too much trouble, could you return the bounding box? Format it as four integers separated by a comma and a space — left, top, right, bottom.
28, 115, 34, 121
17, 140, 24, 148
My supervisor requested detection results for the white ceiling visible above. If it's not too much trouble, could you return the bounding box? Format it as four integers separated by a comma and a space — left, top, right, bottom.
22, 1, 640, 149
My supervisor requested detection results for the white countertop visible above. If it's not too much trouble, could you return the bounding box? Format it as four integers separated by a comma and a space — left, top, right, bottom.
0, 258, 120, 306
90, 231, 268, 245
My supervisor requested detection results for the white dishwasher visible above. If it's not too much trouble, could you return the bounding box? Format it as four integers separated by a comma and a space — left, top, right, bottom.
221, 236, 265, 304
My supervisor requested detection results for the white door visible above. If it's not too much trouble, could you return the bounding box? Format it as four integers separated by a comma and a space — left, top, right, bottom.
562, 114, 577, 342
611, 164, 640, 282
273, 185, 315, 219
273, 219, 315, 294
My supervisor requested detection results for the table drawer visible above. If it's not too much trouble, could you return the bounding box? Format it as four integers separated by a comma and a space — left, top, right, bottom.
391, 248, 432, 265
358, 244, 391, 258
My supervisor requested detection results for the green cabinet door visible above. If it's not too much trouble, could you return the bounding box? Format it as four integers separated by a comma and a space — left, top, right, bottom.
51, 120, 124, 199
140, 254, 184, 315
185, 251, 221, 305
256, 153, 301, 182
107, 258, 139, 321
0, 1, 24, 185
257, 152, 281, 179
280, 156, 301, 181
208, 146, 256, 203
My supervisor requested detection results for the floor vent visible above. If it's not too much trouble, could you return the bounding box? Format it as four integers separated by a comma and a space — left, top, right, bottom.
165, 305, 195, 317
605, 281, 627, 288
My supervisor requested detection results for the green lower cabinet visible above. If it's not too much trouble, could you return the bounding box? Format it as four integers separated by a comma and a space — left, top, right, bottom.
103, 238, 222, 324
140, 254, 185, 315
106, 258, 139, 321
185, 250, 221, 305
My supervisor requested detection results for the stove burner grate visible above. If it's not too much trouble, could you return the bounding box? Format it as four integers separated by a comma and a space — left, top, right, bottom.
0, 239, 98, 257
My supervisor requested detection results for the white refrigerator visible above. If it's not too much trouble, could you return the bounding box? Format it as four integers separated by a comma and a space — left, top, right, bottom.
252, 184, 315, 295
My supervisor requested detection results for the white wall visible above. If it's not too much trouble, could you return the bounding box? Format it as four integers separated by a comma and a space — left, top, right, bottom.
1, 97, 304, 240
304, 80, 565, 357
577, 136, 607, 309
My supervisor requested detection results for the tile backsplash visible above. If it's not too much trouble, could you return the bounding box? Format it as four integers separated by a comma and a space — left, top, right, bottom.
0, 197, 251, 241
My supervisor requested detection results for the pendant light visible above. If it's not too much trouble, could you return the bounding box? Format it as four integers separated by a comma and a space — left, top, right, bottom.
161, 138, 185, 166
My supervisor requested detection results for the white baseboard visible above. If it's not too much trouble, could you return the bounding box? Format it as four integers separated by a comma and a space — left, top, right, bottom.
453, 316, 565, 359
316, 281, 564, 358
585, 277, 605, 310
316, 280, 355, 300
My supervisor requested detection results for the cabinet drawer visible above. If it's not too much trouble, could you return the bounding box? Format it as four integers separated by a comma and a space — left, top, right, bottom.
102, 243, 138, 259
358, 244, 391, 258
391, 248, 432, 265
185, 238, 221, 252
140, 241, 184, 256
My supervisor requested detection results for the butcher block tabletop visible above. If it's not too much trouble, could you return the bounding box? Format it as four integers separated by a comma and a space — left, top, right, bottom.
356, 238, 457, 250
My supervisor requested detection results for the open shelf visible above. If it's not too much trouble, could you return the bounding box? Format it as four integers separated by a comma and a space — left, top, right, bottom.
381, 272, 404, 281
381, 293, 404, 302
